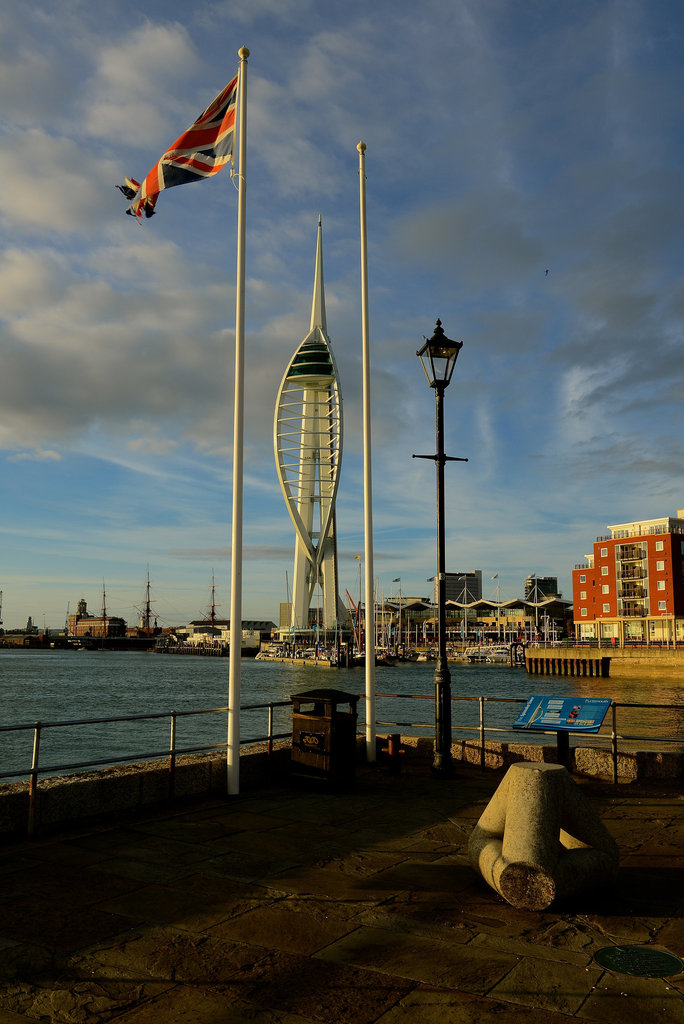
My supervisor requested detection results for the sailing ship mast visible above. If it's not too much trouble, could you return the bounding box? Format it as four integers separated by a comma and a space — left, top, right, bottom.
141, 567, 156, 632
101, 580, 108, 639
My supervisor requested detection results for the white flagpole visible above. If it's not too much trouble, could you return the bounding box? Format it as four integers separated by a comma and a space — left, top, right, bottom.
358, 141, 376, 762
227, 46, 249, 796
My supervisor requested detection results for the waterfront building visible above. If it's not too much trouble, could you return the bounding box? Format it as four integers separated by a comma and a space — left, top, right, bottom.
274, 219, 346, 637
376, 593, 570, 646
68, 600, 125, 639
572, 510, 684, 644
524, 575, 559, 600
442, 571, 482, 603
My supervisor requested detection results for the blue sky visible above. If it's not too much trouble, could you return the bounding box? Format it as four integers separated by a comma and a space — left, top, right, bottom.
2, 0, 684, 630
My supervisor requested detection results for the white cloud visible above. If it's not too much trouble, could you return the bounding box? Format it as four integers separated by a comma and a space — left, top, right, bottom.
0, 129, 122, 234
8, 448, 62, 462
82, 22, 203, 147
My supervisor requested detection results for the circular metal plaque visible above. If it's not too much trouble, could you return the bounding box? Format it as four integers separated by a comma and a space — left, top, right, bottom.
594, 945, 684, 978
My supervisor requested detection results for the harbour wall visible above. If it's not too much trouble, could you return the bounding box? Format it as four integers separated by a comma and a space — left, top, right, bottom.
0, 734, 681, 840
556, 645, 684, 679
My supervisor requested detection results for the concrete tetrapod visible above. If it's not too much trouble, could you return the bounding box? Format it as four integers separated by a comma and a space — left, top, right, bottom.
468, 762, 619, 910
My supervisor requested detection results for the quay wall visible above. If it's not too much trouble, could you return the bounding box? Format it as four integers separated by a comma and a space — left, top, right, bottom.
1, 733, 682, 840
556, 645, 684, 679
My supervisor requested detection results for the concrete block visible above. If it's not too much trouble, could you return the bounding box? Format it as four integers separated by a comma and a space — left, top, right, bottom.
174, 756, 212, 798
139, 763, 172, 804
0, 782, 29, 837
461, 741, 507, 769
574, 747, 638, 782
468, 761, 619, 910
637, 750, 684, 780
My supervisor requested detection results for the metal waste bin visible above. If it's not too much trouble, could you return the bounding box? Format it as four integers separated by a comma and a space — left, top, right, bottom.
291, 688, 359, 784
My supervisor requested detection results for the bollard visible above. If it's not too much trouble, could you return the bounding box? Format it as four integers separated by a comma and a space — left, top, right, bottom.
381, 733, 404, 774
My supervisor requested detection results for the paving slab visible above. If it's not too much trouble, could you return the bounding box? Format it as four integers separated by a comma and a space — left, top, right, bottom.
577, 968, 684, 1023
373, 985, 599, 1024
0, 763, 682, 1023
315, 923, 518, 991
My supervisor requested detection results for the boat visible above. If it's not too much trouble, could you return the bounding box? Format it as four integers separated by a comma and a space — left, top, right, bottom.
465, 644, 511, 663
154, 633, 258, 658
485, 645, 511, 663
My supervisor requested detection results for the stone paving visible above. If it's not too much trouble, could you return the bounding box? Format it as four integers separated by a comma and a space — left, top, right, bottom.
0, 761, 683, 1023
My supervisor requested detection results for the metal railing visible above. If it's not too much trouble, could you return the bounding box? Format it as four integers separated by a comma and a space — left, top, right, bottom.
564, 638, 684, 649
370, 691, 683, 787
0, 700, 291, 836
1, 693, 681, 836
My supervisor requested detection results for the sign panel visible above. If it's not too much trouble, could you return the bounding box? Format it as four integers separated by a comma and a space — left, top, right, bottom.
514, 695, 611, 733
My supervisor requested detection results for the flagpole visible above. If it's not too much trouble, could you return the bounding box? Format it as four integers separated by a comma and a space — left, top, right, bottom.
358, 141, 376, 762
227, 45, 249, 796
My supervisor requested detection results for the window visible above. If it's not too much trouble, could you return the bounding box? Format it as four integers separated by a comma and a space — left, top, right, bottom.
658, 601, 666, 611
601, 566, 609, 576
657, 580, 666, 591
602, 603, 610, 613
656, 560, 665, 571
602, 585, 609, 594
600, 547, 608, 557
656, 541, 664, 551
580, 574, 586, 583
581, 609, 588, 617
580, 591, 586, 600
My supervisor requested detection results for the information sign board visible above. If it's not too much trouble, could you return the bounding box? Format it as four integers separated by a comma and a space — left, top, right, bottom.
514, 695, 611, 733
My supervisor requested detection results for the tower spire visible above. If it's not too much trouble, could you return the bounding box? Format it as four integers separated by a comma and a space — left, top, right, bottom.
309, 214, 327, 332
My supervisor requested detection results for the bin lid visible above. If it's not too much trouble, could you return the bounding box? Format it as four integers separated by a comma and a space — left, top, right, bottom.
291, 687, 359, 705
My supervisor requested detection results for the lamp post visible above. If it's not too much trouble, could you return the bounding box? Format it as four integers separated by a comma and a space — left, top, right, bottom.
413, 319, 467, 776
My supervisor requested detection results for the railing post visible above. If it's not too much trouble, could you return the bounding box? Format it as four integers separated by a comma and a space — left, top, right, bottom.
169, 712, 177, 800
27, 722, 41, 838
267, 703, 274, 756
611, 702, 618, 785
479, 696, 485, 770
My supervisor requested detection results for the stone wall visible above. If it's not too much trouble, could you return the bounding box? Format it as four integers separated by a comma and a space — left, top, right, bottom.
0, 734, 681, 841
0, 742, 291, 840
560, 645, 684, 678
384, 734, 683, 784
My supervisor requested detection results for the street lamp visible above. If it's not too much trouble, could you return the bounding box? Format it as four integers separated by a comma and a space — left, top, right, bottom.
413, 319, 467, 776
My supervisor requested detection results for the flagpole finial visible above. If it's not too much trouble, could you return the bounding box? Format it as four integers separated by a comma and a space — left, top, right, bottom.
239, 45, 250, 58
357, 140, 366, 154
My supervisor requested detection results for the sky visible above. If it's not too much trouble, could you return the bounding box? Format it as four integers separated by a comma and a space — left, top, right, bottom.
2, 0, 684, 631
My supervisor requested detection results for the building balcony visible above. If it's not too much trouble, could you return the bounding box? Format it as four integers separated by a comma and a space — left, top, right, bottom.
616, 545, 646, 561
618, 603, 647, 617
618, 587, 646, 600
617, 567, 647, 581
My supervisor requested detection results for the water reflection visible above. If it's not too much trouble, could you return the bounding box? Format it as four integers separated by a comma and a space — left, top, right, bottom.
0, 650, 682, 778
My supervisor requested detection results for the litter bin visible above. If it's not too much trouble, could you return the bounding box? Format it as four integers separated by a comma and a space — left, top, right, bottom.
291, 688, 359, 785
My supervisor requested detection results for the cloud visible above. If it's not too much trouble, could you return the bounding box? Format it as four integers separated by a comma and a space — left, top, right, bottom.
8, 448, 62, 462
82, 22, 203, 147
389, 190, 542, 293
0, 130, 125, 235
168, 545, 293, 561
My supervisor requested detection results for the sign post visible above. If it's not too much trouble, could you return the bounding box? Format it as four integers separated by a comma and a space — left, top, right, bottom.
514, 695, 612, 767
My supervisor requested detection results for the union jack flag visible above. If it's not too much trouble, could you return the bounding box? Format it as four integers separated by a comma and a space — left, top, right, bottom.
119, 75, 238, 219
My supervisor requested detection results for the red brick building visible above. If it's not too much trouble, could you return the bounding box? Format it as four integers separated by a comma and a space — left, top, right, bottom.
573, 510, 684, 644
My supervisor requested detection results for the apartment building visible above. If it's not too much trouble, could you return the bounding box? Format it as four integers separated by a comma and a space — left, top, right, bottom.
573, 510, 684, 644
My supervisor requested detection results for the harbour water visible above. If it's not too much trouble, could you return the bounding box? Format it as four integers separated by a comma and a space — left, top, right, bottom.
0, 649, 682, 780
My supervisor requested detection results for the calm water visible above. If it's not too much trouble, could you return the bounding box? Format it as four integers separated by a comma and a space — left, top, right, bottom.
0, 649, 682, 779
